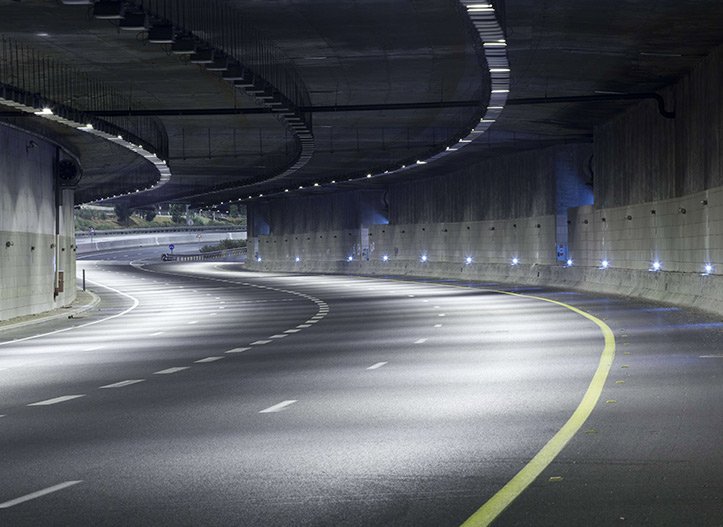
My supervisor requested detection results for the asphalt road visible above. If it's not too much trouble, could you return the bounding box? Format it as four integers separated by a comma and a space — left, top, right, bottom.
1, 251, 721, 526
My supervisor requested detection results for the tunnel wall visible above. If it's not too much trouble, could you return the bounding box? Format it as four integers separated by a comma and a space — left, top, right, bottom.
247, 45, 723, 316
0, 125, 76, 321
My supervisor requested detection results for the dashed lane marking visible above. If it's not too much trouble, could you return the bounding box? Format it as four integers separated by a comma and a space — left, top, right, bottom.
153, 367, 189, 375
414, 338, 428, 344
225, 347, 250, 354
251, 340, 272, 345
83, 345, 104, 352
100, 379, 145, 389
259, 400, 298, 413
269, 334, 288, 339
0, 481, 83, 509
367, 362, 388, 370
284, 329, 301, 333
195, 356, 224, 363
434, 324, 443, 328
188, 320, 199, 325
27, 395, 86, 406
296, 324, 311, 328
150, 331, 165, 336
700, 355, 723, 358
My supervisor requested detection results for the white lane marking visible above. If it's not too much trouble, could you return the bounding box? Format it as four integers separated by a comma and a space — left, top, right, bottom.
0, 278, 140, 347
188, 320, 199, 325
269, 334, 288, 339
0, 481, 83, 509
83, 345, 104, 352
251, 340, 272, 345
195, 356, 224, 363
367, 362, 388, 370
297, 324, 311, 328
408, 294, 415, 297
699, 355, 723, 358
28, 395, 85, 406
438, 313, 446, 317
153, 367, 189, 375
415, 338, 428, 344
100, 379, 145, 389
306, 320, 319, 324
225, 347, 250, 354
423, 300, 430, 303
219, 306, 226, 309
284, 329, 301, 333
434, 305, 441, 309
209, 313, 218, 317
259, 400, 297, 413
434, 324, 443, 328
150, 331, 165, 336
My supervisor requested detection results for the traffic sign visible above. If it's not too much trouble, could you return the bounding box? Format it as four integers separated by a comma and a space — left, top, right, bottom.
169, 244, 175, 252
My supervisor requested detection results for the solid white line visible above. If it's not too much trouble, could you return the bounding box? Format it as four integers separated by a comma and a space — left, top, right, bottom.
0, 278, 140, 347
153, 367, 189, 375
150, 331, 165, 336
284, 329, 301, 333
225, 347, 250, 354
100, 379, 145, 389
28, 395, 85, 406
269, 334, 288, 339
250, 340, 272, 345
367, 362, 388, 370
194, 356, 224, 363
259, 400, 297, 413
415, 338, 428, 344
0, 481, 83, 509
699, 355, 723, 358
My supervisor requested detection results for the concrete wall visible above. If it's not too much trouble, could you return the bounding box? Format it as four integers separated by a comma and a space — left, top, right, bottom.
0, 124, 76, 321
76, 230, 246, 254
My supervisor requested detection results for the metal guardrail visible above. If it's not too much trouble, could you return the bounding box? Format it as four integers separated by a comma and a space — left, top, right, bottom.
162, 247, 247, 262
76, 225, 246, 237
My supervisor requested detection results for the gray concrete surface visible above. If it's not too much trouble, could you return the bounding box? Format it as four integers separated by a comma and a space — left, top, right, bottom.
0, 249, 721, 525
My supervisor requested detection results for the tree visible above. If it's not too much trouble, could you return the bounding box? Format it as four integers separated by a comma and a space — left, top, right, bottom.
169, 203, 186, 224
229, 204, 239, 218
144, 208, 157, 222
114, 203, 133, 225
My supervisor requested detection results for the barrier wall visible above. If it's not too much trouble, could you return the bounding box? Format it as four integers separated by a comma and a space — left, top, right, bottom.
0, 125, 76, 321
76, 230, 246, 254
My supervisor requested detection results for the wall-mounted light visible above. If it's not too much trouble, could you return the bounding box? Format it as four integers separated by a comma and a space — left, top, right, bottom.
5, 241, 13, 248
347, 256, 353, 262
651, 261, 661, 271
566, 259, 573, 267
256, 257, 262, 262
600, 260, 609, 269
295, 256, 300, 262
382, 255, 389, 262
511, 257, 519, 265
678, 207, 686, 214
420, 255, 428, 262
465, 256, 472, 265
704, 264, 713, 275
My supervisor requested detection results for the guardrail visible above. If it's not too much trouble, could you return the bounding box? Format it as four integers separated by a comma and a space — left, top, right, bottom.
162, 247, 247, 262
76, 225, 246, 237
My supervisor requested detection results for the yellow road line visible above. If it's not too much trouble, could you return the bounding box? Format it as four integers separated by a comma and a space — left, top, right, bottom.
460, 290, 616, 527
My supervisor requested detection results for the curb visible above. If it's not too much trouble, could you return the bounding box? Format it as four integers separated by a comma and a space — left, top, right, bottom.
0, 289, 101, 332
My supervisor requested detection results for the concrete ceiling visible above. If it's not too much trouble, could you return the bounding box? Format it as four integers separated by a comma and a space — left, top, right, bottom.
1, 0, 722, 208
